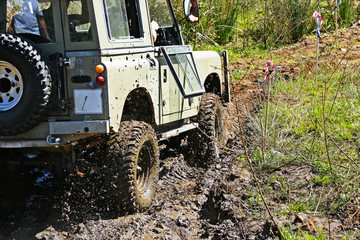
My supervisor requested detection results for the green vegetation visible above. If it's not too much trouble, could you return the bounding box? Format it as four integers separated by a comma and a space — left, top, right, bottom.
175, 0, 360, 236
175, 0, 357, 49
239, 52, 360, 238
281, 227, 327, 240
190, 1, 360, 238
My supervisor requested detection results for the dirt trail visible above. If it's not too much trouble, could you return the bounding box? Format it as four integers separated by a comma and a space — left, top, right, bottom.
230, 21, 360, 99
1, 24, 360, 239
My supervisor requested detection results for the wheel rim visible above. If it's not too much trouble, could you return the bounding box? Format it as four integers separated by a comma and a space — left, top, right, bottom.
0, 61, 23, 111
136, 140, 153, 196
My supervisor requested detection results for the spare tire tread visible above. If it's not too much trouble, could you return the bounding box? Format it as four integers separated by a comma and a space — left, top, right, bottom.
0, 34, 52, 135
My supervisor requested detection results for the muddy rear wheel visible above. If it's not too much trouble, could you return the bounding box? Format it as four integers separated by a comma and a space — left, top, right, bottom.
108, 121, 159, 212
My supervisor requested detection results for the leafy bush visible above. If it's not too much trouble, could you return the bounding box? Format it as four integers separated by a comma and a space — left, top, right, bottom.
338, 0, 356, 27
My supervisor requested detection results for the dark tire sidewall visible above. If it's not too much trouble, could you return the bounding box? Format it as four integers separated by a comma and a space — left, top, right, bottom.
108, 121, 159, 212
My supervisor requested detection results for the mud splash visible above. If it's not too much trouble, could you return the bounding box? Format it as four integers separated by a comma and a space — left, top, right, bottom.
0, 135, 279, 240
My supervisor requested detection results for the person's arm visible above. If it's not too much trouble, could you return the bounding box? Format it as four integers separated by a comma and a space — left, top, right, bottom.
188, 5, 199, 22
151, 20, 159, 42
35, 1, 51, 41
38, 17, 51, 41
187, 14, 198, 22
7, 16, 15, 34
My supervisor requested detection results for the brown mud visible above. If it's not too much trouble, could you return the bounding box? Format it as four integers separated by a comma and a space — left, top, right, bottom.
1, 24, 360, 239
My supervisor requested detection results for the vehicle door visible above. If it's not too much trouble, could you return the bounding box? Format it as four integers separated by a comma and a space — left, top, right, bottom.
148, 0, 204, 120
59, 0, 104, 120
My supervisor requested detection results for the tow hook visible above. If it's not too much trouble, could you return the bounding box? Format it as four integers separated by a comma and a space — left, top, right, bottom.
47, 135, 62, 145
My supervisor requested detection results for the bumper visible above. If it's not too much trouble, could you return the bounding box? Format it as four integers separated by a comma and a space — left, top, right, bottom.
49, 120, 110, 135
0, 120, 110, 148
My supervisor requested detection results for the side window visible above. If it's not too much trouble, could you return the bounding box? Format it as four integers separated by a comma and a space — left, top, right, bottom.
40, 2, 55, 41
148, 0, 172, 27
67, 0, 92, 42
5, 0, 55, 43
105, 0, 142, 40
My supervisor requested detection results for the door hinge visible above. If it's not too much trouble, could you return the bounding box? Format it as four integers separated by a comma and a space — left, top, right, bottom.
59, 57, 71, 67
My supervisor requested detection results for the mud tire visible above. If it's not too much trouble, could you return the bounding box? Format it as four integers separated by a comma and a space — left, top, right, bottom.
0, 34, 52, 136
108, 121, 159, 212
189, 93, 225, 166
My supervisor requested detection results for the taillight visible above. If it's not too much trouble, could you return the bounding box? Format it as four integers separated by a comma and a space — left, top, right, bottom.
95, 64, 106, 85
96, 75, 105, 85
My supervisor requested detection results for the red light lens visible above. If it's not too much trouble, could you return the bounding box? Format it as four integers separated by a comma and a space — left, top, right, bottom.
96, 76, 105, 85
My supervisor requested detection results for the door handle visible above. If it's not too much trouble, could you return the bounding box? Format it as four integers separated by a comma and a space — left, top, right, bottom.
146, 54, 156, 68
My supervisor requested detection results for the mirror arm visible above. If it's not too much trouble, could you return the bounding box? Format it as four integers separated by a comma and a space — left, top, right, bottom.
179, 17, 187, 24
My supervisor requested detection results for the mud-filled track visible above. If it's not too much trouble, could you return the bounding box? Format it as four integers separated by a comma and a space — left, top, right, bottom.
0, 138, 269, 240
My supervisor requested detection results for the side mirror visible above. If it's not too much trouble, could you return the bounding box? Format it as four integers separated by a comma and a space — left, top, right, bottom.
183, 0, 199, 23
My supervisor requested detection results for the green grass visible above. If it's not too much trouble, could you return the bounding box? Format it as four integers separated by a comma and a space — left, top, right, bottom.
193, 1, 359, 237
238, 51, 360, 238
281, 227, 327, 240
264, 69, 360, 169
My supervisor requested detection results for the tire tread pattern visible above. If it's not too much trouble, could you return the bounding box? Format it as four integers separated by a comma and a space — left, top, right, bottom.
107, 121, 159, 213
190, 93, 225, 166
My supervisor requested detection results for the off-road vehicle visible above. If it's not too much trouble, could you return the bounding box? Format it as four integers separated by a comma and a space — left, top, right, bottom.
0, 0, 230, 211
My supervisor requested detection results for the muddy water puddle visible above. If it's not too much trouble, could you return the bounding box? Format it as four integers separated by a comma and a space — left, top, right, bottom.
0, 165, 57, 239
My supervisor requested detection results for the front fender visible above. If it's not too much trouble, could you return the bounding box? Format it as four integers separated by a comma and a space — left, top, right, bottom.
192, 50, 223, 91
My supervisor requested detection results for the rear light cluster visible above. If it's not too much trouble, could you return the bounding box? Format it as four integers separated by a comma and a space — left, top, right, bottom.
95, 64, 106, 85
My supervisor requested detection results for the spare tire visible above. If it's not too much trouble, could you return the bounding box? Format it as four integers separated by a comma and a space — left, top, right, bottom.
0, 34, 52, 136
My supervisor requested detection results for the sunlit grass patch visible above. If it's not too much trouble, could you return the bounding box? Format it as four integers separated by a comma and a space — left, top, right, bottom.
241, 60, 360, 237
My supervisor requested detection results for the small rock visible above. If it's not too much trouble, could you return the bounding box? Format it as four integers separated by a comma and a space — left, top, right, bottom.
239, 169, 251, 182
35, 226, 66, 240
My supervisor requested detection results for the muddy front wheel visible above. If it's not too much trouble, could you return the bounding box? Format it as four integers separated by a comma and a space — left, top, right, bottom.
108, 121, 159, 212
189, 93, 225, 166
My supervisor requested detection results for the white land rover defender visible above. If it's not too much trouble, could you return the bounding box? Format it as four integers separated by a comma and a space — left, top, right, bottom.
0, 0, 230, 211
